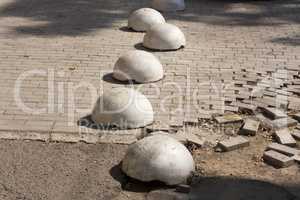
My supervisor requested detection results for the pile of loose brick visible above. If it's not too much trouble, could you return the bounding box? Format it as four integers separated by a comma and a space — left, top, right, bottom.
213, 107, 300, 168
225, 67, 300, 113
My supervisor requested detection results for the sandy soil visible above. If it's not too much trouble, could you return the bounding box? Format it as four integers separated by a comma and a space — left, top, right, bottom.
0, 137, 299, 200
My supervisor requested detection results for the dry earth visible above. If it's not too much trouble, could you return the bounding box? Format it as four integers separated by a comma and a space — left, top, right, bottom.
0, 137, 299, 200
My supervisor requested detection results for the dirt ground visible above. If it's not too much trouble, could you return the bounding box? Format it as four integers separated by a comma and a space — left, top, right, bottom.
0, 136, 299, 200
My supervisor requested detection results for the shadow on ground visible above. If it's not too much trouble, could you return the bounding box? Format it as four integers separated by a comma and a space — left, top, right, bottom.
77, 115, 120, 130
270, 34, 300, 46
102, 72, 139, 85
110, 163, 172, 193
0, 0, 148, 36
0, 0, 299, 37
110, 164, 300, 200
189, 176, 299, 200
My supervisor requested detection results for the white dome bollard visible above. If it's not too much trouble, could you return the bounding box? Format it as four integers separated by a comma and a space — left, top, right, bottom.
122, 134, 195, 185
91, 88, 154, 129
128, 8, 166, 32
152, 0, 185, 12
113, 50, 164, 83
143, 23, 186, 50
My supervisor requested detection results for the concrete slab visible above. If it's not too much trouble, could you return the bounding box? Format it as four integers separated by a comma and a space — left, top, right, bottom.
275, 129, 297, 147
272, 117, 298, 130
214, 114, 243, 124
263, 150, 294, 168
261, 107, 287, 120
240, 118, 260, 136
218, 136, 250, 152
267, 143, 300, 156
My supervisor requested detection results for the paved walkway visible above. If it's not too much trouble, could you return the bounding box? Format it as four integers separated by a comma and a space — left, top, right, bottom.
0, 0, 299, 142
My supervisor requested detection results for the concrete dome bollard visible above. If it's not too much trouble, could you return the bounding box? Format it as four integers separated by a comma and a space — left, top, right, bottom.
143, 23, 186, 50
152, 0, 185, 12
113, 50, 164, 83
91, 88, 154, 129
122, 134, 195, 185
128, 8, 166, 32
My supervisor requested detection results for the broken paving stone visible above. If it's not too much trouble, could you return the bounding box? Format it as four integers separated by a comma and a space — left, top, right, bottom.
218, 136, 250, 152
240, 118, 260, 136
149, 131, 187, 144
261, 107, 287, 120
225, 105, 239, 112
272, 117, 298, 130
149, 131, 204, 147
255, 113, 274, 129
274, 129, 297, 147
292, 155, 300, 163
147, 189, 189, 200
184, 133, 205, 147
263, 150, 294, 168
291, 129, 300, 140
236, 102, 257, 112
172, 131, 204, 147
214, 114, 243, 124
288, 100, 300, 110
267, 143, 300, 156
292, 113, 300, 122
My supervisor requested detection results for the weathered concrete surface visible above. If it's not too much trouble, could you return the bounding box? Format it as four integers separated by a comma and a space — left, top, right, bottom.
218, 136, 250, 152
91, 88, 154, 129
214, 114, 243, 124
143, 23, 186, 50
128, 8, 165, 32
263, 150, 295, 168
274, 128, 297, 147
261, 107, 287, 120
113, 50, 164, 83
272, 118, 298, 130
267, 142, 300, 156
240, 118, 260, 136
122, 134, 195, 185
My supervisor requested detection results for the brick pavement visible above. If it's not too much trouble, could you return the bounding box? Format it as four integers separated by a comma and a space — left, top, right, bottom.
0, 0, 299, 143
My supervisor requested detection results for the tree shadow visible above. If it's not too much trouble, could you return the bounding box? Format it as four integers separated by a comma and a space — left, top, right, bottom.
0, 0, 299, 37
176, 0, 300, 27
270, 35, 300, 46
115, 172, 300, 199
190, 176, 299, 200
109, 165, 300, 199
0, 0, 148, 36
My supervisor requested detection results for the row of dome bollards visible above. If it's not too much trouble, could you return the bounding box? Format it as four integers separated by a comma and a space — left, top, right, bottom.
90, 0, 195, 186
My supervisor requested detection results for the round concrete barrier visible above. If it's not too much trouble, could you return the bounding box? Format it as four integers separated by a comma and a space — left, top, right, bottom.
122, 134, 195, 185
113, 50, 164, 83
91, 88, 154, 129
143, 23, 186, 50
128, 8, 165, 32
